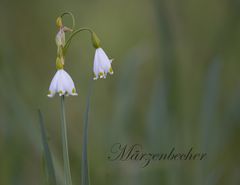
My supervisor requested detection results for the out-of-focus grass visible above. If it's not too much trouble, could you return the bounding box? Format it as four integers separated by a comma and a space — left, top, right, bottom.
38, 110, 57, 185
0, 0, 240, 185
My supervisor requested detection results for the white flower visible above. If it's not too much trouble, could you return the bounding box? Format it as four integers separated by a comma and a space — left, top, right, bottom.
56, 29, 65, 47
93, 48, 113, 80
48, 69, 78, 97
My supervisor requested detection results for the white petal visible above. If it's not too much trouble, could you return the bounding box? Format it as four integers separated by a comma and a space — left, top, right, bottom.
93, 49, 104, 78
48, 70, 61, 96
98, 48, 109, 62
47, 93, 55, 98
62, 69, 78, 96
97, 48, 111, 74
93, 50, 100, 75
56, 70, 65, 95
63, 70, 75, 95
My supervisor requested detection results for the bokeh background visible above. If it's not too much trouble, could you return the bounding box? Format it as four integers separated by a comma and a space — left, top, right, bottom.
0, 0, 240, 184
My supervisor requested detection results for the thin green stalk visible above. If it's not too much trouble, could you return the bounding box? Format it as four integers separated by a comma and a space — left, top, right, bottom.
63, 27, 94, 55
60, 12, 76, 31
81, 80, 93, 185
60, 96, 72, 185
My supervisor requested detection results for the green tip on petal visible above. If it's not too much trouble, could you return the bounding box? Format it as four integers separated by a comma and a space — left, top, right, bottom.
109, 67, 113, 74
99, 72, 104, 78
47, 90, 54, 98
93, 74, 98, 80
72, 88, 76, 94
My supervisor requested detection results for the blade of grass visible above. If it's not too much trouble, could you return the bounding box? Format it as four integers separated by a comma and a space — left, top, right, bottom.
200, 58, 221, 150
38, 110, 57, 185
196, 58, 221, 185
81, 80, 93, 185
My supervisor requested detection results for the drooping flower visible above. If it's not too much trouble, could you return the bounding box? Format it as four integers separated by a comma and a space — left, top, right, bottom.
48, 57, 77, 97
93, 48, 113, 80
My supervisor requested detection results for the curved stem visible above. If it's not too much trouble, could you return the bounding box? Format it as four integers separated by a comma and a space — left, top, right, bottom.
60, 12, 76, 31
63, 27, 94, 56
60, 96, 73, 185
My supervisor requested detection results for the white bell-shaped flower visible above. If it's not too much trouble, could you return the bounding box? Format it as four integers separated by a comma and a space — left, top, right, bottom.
93, 48, 113, 80
48, 69, 78, 97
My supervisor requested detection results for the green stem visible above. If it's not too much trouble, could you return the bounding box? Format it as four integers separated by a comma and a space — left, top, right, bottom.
60, 96, 72, 185
60, 12, 76, 31
81, 80, 93, 185
63, 27, 94, 55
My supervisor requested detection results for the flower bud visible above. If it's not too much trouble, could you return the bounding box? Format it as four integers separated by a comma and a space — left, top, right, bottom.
56, 17, 63, 28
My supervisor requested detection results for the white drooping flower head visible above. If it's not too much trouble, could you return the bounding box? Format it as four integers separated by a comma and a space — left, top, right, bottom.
93, 48, 113, 80
48, 57, 78, 98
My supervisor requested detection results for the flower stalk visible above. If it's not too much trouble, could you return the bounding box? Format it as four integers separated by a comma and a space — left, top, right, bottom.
46, 11, 114, 185
63, 27, 100, 56
81, 83, 91, 185
60, 96, 73, 185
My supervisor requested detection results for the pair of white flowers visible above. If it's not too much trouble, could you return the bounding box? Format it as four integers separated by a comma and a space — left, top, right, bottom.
48, 29, 114, 98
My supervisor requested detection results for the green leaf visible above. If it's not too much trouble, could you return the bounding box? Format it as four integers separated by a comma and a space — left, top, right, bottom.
38, 110, 57, 185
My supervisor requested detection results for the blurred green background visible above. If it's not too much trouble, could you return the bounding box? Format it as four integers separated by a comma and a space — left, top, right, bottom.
0, 0, 240, 184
